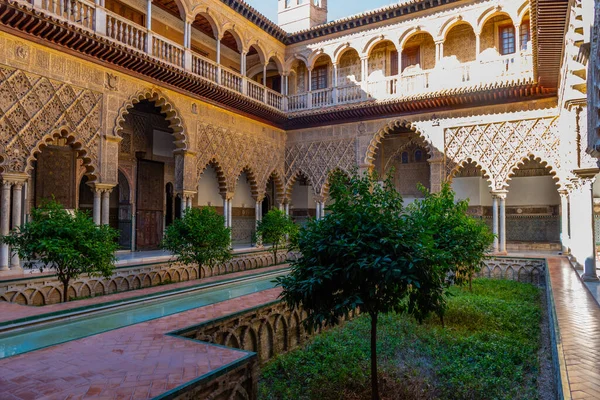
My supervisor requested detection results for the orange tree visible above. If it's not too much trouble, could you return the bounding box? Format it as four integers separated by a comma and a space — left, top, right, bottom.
3, 200, 118, 302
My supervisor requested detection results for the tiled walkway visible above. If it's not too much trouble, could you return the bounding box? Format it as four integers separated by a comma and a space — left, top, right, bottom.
547, 257, 600, 399
0, 287, 282, 399
0, 265, 286, 324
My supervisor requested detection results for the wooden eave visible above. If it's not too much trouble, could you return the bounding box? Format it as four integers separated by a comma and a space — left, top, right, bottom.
531, 0, 569, 89
283, 82, 555, 129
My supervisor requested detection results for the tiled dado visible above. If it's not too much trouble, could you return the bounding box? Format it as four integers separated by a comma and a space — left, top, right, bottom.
0, 250, 295, 306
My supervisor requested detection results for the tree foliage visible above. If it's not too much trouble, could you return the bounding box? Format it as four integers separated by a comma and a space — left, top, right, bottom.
404, 184, 495, 326
277, 170, 494, 400
161, 206, 232, 276
2, 200, 118, 302
256, 208, 298, 265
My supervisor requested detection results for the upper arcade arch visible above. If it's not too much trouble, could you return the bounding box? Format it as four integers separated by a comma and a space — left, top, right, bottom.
361, 35, 399, 58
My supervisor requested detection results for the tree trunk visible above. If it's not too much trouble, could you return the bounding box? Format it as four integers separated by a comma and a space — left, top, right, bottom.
370, 312, 379, 400
62, 279, 70, 302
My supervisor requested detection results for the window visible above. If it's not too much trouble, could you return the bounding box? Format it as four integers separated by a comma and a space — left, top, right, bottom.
401, 47, 420, 72
414, 150, 423, 162
520, 22, 530, 51
401, 152, 409, 164
311, 65, 328, 90
499, 25, 516, 55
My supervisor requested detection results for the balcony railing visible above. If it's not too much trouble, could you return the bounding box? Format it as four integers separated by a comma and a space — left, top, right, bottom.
28, 0, 534, 114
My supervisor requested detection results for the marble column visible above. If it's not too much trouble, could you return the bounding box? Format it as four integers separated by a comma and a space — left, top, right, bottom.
559, 191, 570, 254
320, 201, 326, 219
499, 194, 507, 254
285, 202, 290, 217
0, 182, 11, 271
492, 195, 499, 252
255, 201, 261, 228
92, 189, 101, 225
223, 198, 229, 228
227, 198, 233, 228
101, 189, 110, 226
315, 202, 321, 220
10, 183, 23, 270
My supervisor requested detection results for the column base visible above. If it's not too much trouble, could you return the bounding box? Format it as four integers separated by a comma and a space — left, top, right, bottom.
582, 273, 600, 282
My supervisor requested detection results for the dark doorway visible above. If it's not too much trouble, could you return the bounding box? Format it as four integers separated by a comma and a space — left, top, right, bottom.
136, 160, 164, 250
165, 183, 174, 227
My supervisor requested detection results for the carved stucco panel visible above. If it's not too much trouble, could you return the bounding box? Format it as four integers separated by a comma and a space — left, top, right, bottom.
0, 65, 102, 179
285, 138, 356, 196
444, 117, 566, 190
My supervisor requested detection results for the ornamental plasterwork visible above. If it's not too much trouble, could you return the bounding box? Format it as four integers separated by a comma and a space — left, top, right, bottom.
444, 117, 565, 190
285, 138, 356, 196
196, 123, 285, 199
0, 65, 102, 178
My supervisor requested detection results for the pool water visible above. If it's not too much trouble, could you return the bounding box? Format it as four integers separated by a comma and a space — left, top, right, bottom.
0, 271, 284, 359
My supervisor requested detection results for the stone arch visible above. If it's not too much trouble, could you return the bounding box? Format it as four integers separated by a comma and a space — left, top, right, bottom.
364, 120, 434, 169
362, 35, 398, 57
517, 4, 530, 24
264, 170, 286, 203
446, 158, 493, 187
307, 50, 331, 71
265, 52, 285, 74
284, 53, 309, 72
24, 126, 99, 181
220, 24, 244, 51
399, 27, 433, 50
285, 169, 317, 200
190, 7, 222, 39
246, 42, 267, 66
504, 154, 563, 190
477, 8, 514, 34
333, 43, 358, 64
31, 290, 45, 306
113, 89, 187, 150
439, 17, 476, 39
198, 158, 228, 196
232, 166, 259, 200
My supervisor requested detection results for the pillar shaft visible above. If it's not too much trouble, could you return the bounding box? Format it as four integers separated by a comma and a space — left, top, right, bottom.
101, 190, 110, 225
578, 179, 599, 281
492, 196, 499, 252
223, 198, 229, 228
93, 190, 101, 225
499, 196, 506, 254
10, 183, 23, 270
0, 182, 11, 271
228, 199, 233, 228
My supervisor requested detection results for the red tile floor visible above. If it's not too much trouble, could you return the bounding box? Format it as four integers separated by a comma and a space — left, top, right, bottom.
0, 257, 599, 399
547, 256, 600, 399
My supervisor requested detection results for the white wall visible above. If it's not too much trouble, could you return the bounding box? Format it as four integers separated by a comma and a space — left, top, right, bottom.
451, 177, 493, 206
290, 181, 315, 208
197, 166, 222, 206
593, 173, 600, 197
506, 176, 560, 205
232, 172, 255, 207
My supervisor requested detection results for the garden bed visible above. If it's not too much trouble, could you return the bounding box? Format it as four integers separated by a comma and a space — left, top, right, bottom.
259, 279, 553, 400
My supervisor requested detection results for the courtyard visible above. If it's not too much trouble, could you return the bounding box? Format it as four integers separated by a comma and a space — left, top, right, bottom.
0, 0, 599, 398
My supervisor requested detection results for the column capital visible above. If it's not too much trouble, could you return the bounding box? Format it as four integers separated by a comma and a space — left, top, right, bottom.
91, 183, 116, 194
182, 190, 196, 200
490, 190, 508, 199
573, 167, 600, 180
1, 172, 28, 185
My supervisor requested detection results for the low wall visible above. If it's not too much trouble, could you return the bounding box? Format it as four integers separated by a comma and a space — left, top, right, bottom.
0, 249, 294, 306
479, 257, 546, 285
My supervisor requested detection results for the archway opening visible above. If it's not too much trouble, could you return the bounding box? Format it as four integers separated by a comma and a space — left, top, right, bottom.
450, 161, 493, 229
231, 171, 256, 246
481, 14, 516, 57
197, 164, 223, 211
288, 173, 316, 227
401, 32, 436, 73
444, 23, 476, 62
32, 135, 87, 211
190, 13, 218, 63
505, 157, 560, 248
372, 127, 430, 203
110, 171, 133, 249
119, 99, 177, 251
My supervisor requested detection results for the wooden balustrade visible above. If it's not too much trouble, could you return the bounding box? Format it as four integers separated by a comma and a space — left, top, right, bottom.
191, 54, 218, 83
42, 0, 95, 29
152, 36, 184, 68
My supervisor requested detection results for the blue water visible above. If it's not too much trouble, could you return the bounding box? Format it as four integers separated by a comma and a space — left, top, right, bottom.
0, 272, 284, 359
